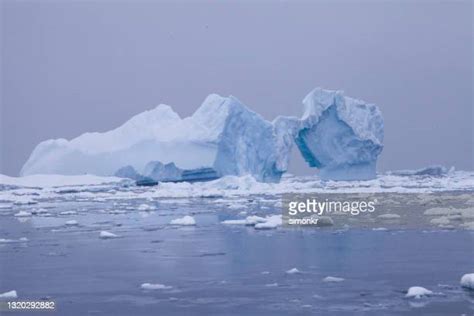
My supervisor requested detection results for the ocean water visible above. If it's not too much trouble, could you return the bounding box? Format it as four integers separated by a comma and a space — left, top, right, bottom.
0, 175, 473, 315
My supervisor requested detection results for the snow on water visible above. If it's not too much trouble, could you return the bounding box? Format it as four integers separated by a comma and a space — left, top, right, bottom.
405, 286, 433, 298
460, 273, 474, 290
170, 215, 196, 226
0, 290, 18, 299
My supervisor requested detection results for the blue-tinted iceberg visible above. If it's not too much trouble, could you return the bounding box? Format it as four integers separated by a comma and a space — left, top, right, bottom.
21, 94, 293, 183
290, 88, 384, 180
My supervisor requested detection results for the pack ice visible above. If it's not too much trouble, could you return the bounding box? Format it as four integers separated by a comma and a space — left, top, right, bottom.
288, 88, 384, 180
21, 94, 293, 183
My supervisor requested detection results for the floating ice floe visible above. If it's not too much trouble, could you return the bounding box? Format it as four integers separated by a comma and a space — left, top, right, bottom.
99, 231, 119, 239
405, 286, 433, 298
60, 211, 77, 215
0, 237, 28, 243
137, 204, 154, 211
222, 215, 282, 230
140, 283, 172, 290
286, 268, 300, 274
14, 211, 32, 217
430, 217, 450, 225
265, 283, 278, 287
424, 207, 459, 216
254, 215, 283, 230
65, 220, 79, 226
322, 276, 345, 283
0, 290, 18, 299
460, 273, 474, 290
12, 197, 37, 205
170, 215, 196, 226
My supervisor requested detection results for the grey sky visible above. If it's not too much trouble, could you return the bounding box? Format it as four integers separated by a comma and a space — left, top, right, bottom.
1, 0, 473, 176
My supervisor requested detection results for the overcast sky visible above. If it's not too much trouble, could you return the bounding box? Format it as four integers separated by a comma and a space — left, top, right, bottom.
1, 0, 473, 176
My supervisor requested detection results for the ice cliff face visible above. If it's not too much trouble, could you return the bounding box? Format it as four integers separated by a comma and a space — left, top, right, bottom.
21, 94, 293, 183
291, 88, 384, 180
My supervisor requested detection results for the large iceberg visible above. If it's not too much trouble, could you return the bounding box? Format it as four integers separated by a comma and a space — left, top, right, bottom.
289, 88, 384, 180
21, 88, 384, 182
21, 94, 292, 183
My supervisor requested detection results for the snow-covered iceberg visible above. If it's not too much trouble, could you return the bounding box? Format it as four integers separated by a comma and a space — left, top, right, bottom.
288, 88, 384, 180
21, 94, 293, 183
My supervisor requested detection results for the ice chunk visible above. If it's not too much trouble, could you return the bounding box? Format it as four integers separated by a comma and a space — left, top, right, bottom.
14, 211, 32, 217
0, 290, 18, 299
286, 268, 300, 274
65, 220, 78, 226
99, 231, 119, 239
287, 88, 383, 180
140, 283, 172, 290
21, 94, 293, 183
430, 217, 450, 225
137, 204, 154, 211
405, 286, 433, 298
322, 276, 345, 282
254, 215, 282, 230
170, 215, 196, 226
0, 237, 28, 243
460, 273, 474, 290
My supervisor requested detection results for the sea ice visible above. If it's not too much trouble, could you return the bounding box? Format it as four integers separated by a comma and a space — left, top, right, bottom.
14, 211, 31, 217
0, 290, 18, 299
99, 231, 119, 239
286, 268, 300, 274
65, 220, 79, 226
140, 283, 172, 290
405, 286, 433, 298
170, 215, 196, 226
254, 215, 282, 230
137, 204, 154, 211
322, 276, 345, 282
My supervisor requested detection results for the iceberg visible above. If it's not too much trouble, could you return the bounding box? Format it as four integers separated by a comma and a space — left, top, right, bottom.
288, 88, 384, 180
21, 88, 384, 182
21, 94, 293, 183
